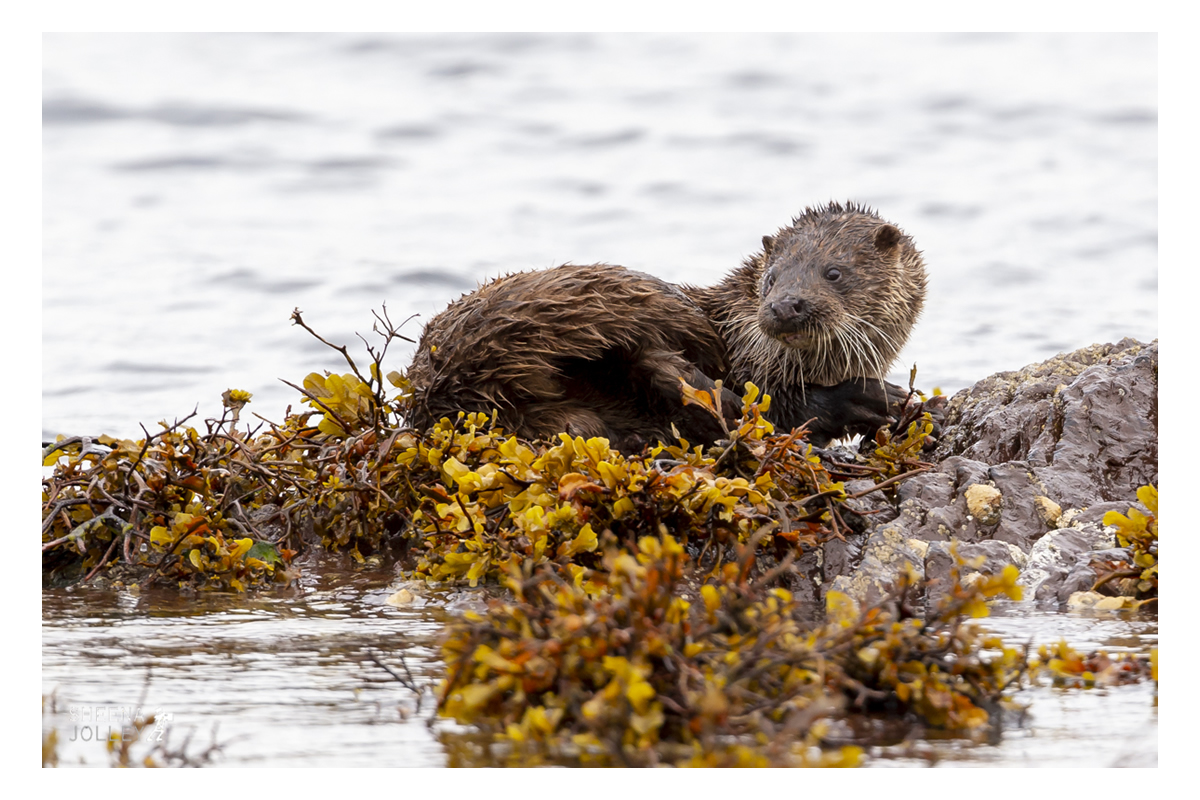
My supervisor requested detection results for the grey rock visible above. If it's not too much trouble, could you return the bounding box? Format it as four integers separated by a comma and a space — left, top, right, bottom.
1069, 501, 1151, 527
897, 471, 954, 509
941, 456, 991, 493
933, 339, 1157, 507
986, 462, 1056, 551
924, 540, 1025, 608
916, 505, 960, 542
792, 548, 822, 610
817, 340, 1155, 613
1056, 547, 1135, 604
1057, 562, 1100, 603
1019, 524, 1113, 603
842, 478, 898, 525
822, 535, 853, 584
1090, 547, 1136, 563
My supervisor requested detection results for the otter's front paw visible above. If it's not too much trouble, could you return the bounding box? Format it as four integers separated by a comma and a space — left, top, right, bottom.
843, 379, 906, 440
802, 378, 900, 445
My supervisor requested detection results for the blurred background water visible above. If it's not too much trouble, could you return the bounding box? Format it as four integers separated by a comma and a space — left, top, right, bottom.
42, 32, 1156, 440
42, 33, 1158, 768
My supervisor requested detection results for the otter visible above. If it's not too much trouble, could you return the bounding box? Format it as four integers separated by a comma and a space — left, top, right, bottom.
685, 201, 928, 443
404, 202, 927, 451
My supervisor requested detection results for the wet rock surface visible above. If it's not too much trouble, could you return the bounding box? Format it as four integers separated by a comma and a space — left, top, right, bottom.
824, 339, 1157, 610
932, 337, 1158, 506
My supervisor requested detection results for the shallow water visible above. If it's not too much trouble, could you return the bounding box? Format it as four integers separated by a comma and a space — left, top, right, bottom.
869, 607, 1158, 767
41, 579, 1157, 768
42, 33, 1158, 767
42, 567, 451, 767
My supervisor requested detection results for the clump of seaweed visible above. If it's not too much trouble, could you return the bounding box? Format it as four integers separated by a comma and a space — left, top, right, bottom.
860, 366, 942, 488
403, 379, 851, 589
1093, 484, 1158, 603
1028, 640, 1156, 689
42, 305, 863, 593
41, 409, 301, 592
435, 533, 1026, 767
41, 308, 417, 591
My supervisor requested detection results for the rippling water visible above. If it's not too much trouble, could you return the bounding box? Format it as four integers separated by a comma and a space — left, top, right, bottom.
42, 33, 1158, 767
42, 32, 1156, 439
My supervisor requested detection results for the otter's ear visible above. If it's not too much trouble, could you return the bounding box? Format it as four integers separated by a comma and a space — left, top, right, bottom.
873, 224, 902, 252
762, 235, 775, 259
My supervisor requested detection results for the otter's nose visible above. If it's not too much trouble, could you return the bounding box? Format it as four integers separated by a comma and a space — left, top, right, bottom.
769, 296, 810, 323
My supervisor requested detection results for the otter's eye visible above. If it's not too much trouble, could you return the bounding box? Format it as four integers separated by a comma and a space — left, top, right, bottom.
762, 272, 775, 292
824, 267, 842, 282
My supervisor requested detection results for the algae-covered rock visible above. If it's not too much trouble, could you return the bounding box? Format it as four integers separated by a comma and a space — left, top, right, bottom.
827, 522, 927, 607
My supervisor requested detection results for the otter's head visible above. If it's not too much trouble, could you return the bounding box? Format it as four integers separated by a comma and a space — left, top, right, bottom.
754, 201, 927, 385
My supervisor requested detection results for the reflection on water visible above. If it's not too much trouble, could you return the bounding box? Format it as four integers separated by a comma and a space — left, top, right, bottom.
42, 566, 451, 767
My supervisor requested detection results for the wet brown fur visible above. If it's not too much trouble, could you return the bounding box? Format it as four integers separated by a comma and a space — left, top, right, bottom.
405, 264, 732, 449
405, 202, 926, 450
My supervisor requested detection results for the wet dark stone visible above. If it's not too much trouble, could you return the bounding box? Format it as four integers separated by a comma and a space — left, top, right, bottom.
1055, 546, 1137, 603
842, 478, 897, 526
897, 470, 954, 508
789, 548, 823, 614
918, 505, 961, 542
1071, 501, 1151, 526
987, 462, 1053, 551
933, 339, 1157, 507
940, 455, 991, 490
1028, 565, 1067, 603
1090, 547, 1137, 562
1024, 526, 1108, 605
1057, 562, 1099, 602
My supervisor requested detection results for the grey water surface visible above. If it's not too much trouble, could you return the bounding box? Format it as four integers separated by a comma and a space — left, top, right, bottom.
42, 33, 1157, 767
